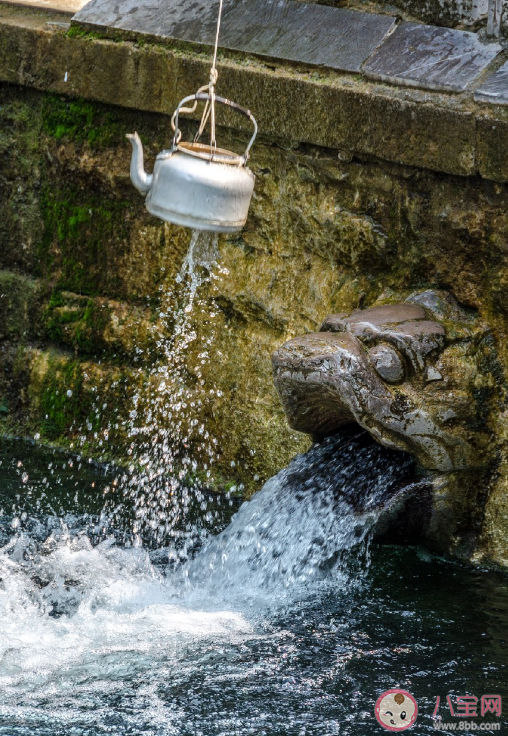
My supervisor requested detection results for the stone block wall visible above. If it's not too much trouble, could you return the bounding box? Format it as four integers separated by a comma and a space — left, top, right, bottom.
2, 4, 508, 564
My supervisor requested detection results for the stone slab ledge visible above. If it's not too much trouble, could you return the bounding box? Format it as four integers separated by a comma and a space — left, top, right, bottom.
1, 3, 508, 181
74, 0, 505, 95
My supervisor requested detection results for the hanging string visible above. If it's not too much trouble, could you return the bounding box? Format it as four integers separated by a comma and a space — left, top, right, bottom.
171, 0, 224, 153
194, 0, 223, 151
169, 0, 257, 167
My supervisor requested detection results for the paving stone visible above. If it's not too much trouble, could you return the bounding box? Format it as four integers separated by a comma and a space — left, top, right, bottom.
363, 21, 501, 92
474, 60, 508, 105
0, 0, 85, 12
0, 3, 481, 178
73, 0, 396, 73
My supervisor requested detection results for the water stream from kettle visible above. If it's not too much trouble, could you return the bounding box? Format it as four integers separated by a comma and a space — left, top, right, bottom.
112, 230, 224, 550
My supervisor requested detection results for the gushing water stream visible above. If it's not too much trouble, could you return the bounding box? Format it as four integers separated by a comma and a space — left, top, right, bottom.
1, 233, 507, 735
0, 431, 418, 733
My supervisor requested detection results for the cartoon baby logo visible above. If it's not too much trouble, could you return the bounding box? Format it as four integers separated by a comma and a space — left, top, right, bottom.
375, 689, 418, 731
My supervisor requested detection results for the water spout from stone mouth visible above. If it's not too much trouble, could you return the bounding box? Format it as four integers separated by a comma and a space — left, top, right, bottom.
271, 290, 499, 560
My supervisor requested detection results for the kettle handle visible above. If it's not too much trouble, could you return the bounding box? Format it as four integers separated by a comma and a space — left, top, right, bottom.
171, 92, 258, 163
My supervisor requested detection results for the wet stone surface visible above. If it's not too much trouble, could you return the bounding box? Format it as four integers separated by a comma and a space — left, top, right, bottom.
272, 290, 490, 473
363, 21, 502, 92
474, 60, 508, 105
73, 0, 396, 73
271, 290, 498, 557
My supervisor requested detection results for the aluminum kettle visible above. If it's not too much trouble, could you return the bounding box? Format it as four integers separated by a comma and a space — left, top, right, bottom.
127, 93, 257, 233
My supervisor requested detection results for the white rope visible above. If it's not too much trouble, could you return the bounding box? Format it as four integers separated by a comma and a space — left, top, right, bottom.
172, 0, 224, 152
195, 0, 223, 150
211, 0, 223, 80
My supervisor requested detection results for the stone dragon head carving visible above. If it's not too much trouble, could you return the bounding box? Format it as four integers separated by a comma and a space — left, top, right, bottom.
272, 291, 499, 557
273, 290, 496, 473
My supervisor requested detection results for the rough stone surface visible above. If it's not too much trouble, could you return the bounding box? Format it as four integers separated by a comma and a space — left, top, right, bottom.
475, 60, 508, 105
3, 0, 505, 36
476, 117, 508, 182
367, 344, 405, 383
374, 0, 487, 29
3, 6, 508, 566
363, 22, 502, 92
272, 291, 499, 559
0, 271, 43, 341
273, 292, 489, 472
321, 303, 426, 330
74, 0, 396, 74
3, 83, 508, 512
1, 5, 504, 179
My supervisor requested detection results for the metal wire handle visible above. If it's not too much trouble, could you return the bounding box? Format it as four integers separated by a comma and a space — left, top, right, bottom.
168, 0, 257, 163
171, 92, 258, 164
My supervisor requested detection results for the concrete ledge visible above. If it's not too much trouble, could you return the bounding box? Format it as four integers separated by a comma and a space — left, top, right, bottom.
1, 4, 508, 180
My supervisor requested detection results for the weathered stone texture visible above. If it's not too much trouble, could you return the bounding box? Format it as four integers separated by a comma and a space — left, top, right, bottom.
2, 5, 508, 181
363, 22, 501, 93
2, 7, 508, 564
74, 0, 397, 74
272, 292, 501, 559
3, 82, 508, 508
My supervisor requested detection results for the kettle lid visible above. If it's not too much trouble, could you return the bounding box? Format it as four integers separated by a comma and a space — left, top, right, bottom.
176, 141, 246, 167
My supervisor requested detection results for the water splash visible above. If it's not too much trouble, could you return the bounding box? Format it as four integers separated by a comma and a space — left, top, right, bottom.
0, 432, 418, 622
0, 524, 251, 710
0, 431, 425, 735
110, 230, 225, 550
8, 229, 229, 553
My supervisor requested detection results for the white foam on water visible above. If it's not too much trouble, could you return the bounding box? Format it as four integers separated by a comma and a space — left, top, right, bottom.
0, 431, 418, 735
0, 432, 413, 697
0, 528, 252, 703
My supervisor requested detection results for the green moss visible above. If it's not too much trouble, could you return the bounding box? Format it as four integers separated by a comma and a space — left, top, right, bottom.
43, 290, 112, 354
39, 184, 130, 295
0, 271, 41, 340
0, 93, 44, 272
42, 94, 123, 148
66, 25, 128, 44
38, 357, 99, 440
66, 26, 104, 41
47, 290, 65, 309
36, 100, 134, 296
44, 294, 81, 344
74, 301, 109, 352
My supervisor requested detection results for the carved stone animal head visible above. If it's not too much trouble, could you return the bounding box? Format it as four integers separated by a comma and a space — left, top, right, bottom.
272, 291, 497, 474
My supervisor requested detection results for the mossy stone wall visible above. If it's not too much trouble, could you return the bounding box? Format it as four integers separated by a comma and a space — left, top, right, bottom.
3, 71, 508, 563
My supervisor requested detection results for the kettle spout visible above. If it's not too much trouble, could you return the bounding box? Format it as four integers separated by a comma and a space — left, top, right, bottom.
126, 132, 153, 194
